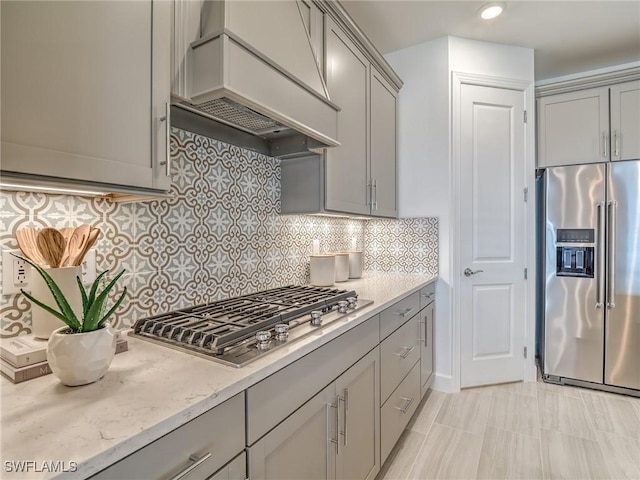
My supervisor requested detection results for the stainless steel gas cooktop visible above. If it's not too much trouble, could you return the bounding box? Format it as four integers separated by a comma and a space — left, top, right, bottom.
130, 285, 372, 367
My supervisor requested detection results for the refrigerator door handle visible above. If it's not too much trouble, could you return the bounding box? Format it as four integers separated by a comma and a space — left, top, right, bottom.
596, 201, 606, 308
607, 201, 617, 309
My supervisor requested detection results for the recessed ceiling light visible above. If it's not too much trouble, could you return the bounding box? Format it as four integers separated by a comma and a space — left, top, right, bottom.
479, 2, 505, 20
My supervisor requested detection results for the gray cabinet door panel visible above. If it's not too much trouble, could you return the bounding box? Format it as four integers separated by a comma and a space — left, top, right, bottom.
380, 362, 420, 464
335, 348, 380, 480
610, 81, 640, 162
537, 87, 609, 167
380, 315, 421, 403
420, 302, 435, 397
1, 0, 170, 191
324, 17, 369, 215
369, 69, 398, 218
248, 383, 337, 480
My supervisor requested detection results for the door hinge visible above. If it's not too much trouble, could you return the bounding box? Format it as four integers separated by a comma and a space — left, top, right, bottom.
524, 346, 528, 359
524, 267, 528, 279
523, 110, 528, 123
523, 187, 528, 202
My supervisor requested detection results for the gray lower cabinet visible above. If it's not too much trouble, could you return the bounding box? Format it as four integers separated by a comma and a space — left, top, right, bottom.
248, 383, 337, 480
380, 362, 420, 463
419, 283, 436, 397
1, 0, 171, 193
248, 348, 380, 480
335, 348, 380, 480
91, 393, 245, 480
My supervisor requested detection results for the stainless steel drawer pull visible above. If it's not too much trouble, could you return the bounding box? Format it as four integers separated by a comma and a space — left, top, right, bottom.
394, 396, 414, 414
421, 292, 435, 299
394, 346, 415, 359
395, 307, 414, 318
169, 452, 212, 480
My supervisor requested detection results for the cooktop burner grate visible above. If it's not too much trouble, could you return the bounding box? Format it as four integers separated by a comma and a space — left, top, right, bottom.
131, 285, 361, 360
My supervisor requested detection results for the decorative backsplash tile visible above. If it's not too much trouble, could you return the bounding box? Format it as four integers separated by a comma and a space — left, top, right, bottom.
0, 128, 438, 338
365, 218, 438, 275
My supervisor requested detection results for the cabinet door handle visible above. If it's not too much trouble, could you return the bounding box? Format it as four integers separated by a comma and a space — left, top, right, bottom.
373, 179, 378, 210
341, 389, 349, 446
394, 396, 414, 414
418, 317, 428, 347
603, 132, 608, 159
329, 401, 340, 455
160, 102, 171, 177
614, 130, 620, 157
395, 307, 414, 318
169, 452, 212, 480
366, 179, 372, 207
421, 292, 435, 299
394, 345, 415, 359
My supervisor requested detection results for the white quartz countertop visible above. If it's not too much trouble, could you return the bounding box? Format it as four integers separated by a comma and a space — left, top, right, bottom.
0, 272, 436, 479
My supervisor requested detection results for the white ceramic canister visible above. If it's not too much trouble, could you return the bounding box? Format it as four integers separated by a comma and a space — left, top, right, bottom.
348, 251, 363, 279
310, 255, 335, 286
31, 266, 83, 339
333, 253, 350, 282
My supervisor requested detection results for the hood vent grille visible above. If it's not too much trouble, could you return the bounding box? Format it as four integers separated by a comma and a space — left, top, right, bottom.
197, 98, 286, 136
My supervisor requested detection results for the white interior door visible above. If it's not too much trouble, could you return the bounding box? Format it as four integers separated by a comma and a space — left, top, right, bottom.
460, 84, 526, 388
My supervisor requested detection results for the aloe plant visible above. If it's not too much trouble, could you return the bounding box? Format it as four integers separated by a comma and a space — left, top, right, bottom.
15, 255, 127, 334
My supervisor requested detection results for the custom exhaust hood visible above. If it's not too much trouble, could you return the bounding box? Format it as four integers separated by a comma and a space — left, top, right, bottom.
172, 0, 340, 158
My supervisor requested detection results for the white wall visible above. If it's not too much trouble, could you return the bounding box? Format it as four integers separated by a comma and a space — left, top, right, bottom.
386, 36, 534, 392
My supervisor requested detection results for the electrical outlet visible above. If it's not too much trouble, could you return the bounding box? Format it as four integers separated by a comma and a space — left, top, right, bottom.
81, 249, 97, 286
2, 249, 31, 295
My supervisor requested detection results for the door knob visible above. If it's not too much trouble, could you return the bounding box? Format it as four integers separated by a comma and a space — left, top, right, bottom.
464, 268, 483, 277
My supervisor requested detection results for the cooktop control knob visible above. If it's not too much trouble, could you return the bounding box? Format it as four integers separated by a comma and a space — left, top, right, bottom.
256, 331, 272, 350
274, 323, 289, 341
346, 297, 357, 309
337, 301, 348, 314
310, 310, 323, 326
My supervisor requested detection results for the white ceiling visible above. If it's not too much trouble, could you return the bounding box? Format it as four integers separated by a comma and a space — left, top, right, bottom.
341, 1, 640, 81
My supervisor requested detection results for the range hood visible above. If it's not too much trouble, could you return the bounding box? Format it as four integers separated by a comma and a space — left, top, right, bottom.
172, 0, 340, 158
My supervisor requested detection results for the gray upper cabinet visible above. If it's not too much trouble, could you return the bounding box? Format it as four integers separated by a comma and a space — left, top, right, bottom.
1, 0, 171, 194
610, 80, 640, 162
325, 16, 370, 216
280, 14, 400, 219
537, 87, 609, 167
370, 69, 398, 218
537, 80, 640, 167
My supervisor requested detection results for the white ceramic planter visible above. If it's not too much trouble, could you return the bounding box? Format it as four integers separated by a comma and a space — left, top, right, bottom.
348, 251, 363, 279
31, 266, 83, 339
333, 253, 350, 282
47, 324, 117, 386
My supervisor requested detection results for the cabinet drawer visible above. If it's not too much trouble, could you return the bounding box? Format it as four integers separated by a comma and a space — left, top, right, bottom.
419, 282, 436, 310
380, 315, 420, 403
379, 292, 419, 340
92, 393, 245, 480
380, 362, 420, 464
247, 314, 379, 445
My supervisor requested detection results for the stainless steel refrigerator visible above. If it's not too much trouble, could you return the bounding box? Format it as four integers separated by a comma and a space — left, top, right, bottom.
543, 160, 640, 396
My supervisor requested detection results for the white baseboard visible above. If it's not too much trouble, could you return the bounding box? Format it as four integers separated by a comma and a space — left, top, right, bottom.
431, 373, 458, 393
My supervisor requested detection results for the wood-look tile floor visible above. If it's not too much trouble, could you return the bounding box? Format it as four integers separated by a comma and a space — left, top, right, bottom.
378, 380, 640, 480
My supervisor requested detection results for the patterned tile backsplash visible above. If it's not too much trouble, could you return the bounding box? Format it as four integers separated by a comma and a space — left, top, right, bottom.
0, 128, 438, 338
